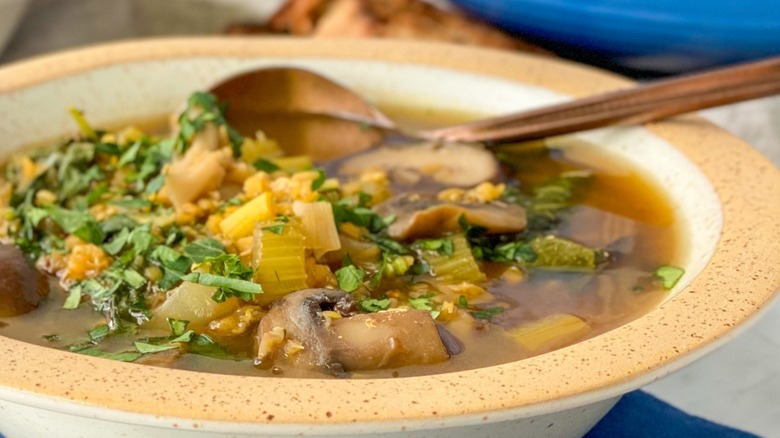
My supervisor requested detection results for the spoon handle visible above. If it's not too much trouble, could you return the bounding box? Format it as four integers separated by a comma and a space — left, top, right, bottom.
425, 56, 780, 143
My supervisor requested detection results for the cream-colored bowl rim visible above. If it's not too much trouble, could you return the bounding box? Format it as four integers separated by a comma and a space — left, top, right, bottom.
0, 38, 778, 430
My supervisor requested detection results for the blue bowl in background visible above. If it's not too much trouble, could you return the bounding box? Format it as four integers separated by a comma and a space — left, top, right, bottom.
451, 0, 780, 76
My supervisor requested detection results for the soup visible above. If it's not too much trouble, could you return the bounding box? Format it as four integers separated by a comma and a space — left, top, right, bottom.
0, 93, 683, 378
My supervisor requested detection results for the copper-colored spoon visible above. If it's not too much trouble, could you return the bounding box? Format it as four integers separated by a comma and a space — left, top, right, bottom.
210, 56, 780, 160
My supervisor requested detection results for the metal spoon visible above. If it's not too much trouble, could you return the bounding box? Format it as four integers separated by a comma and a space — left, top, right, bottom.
210, 57, 780, 160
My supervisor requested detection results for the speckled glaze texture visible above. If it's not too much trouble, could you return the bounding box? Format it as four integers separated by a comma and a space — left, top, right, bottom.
0, 39, 778, 437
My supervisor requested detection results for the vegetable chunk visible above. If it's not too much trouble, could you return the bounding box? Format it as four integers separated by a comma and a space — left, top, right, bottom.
376, 194, 527, 241
330, 310, 450, 370
147, 281, 240, 330
255, 289, 449, 373
220, 192, 277, 240
0, 244, 50, 316
252, 217, 308, 301
509, 314, 591, 354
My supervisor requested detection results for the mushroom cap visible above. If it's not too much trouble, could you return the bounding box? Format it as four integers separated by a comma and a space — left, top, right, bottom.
0, 244, 50, 317
255, 289, 357, 373
338, 142, 501, 188
255, 289, 450, 373
375, 195, 527, 241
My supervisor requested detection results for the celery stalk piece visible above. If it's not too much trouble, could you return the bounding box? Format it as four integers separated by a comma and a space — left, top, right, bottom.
270, 155, 313, 172
252, 217, 308, 302
292, 201, 341, 257
220, 192, 276, 240
419, 234, 486, 283
527, 236, 597, 270
509, 313, 591, 354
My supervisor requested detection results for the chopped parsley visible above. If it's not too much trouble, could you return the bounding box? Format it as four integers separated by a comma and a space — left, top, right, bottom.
471, 306, 505, 321
186, 253, 260, 302
409, 293, 436, 311
182, 238, 226, 262
358, 298, 391, 313
176, 92, 243, 156
413, 238, 454, 257
456, 295, 505, 321
74, 348, 144, 363
655, 265, 685, 290
261, 223, 285, 235
311, 168, 327, 190
335, 265, 366, 292
254, 158, 281, 173
45, 206, 105, 244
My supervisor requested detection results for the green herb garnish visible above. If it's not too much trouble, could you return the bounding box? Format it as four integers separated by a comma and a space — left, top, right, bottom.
177, 92, 243, 156
413, 238, 454, 257
187, 254, 260, 302
311, 168, 327, 190
655, 265, 685, 290
358, 298, 391, 313
335, 265, 366, 292
472, 306, 505, 321
182, 238, 226, 263
254, 159, 281, 173
262, 224, 285, 235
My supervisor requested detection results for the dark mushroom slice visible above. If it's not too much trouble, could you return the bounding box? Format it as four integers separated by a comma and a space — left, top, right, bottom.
254, 288, 450, 374
436, 324, 463, 356
375, 194, 527, 241
337, 142, 500, 188
0, 244, 50, 317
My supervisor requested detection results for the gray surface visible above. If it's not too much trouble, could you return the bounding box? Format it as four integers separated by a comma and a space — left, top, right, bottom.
2, 1, 779, 437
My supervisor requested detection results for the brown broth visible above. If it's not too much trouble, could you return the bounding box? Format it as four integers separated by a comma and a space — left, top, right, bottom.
0, 109, 679, 379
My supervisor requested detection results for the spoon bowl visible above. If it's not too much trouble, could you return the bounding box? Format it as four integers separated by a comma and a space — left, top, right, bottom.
210, 68, 392, 161
211, 58, 780, 159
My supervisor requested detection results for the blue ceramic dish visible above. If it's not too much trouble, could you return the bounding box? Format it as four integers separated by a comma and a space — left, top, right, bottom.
451, 0, 780, 75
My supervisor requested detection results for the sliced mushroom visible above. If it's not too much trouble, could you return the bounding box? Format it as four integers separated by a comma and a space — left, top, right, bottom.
329, 309, 449, 370
338, 142, 500, 188
0, 244, 50, 317
255, 288, 358, 374
375, 194, 527, 240
254, 288, 450, 374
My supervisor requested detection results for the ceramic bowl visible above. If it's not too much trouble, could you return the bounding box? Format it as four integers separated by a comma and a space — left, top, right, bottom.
0, 38, 778, 438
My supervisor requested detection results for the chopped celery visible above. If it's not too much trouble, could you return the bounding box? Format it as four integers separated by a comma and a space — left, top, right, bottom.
269, 155, 313, 172
292, 201, 341, 257
219, 192, 276, 240
68, 108, 98, 140
252, 217, 308, 301
527, 236, 598, 270
509, 313, 591, 354
419, 234, 485, 283
241, 133, 281, 164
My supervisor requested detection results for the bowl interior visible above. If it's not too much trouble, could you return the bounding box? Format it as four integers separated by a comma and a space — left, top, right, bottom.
0, 54, 721, 301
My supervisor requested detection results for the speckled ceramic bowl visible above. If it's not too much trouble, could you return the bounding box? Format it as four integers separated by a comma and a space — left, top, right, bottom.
0, 39, 778, 438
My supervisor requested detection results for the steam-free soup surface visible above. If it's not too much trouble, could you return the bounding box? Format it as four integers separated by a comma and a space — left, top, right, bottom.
0, 97, 680, 378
